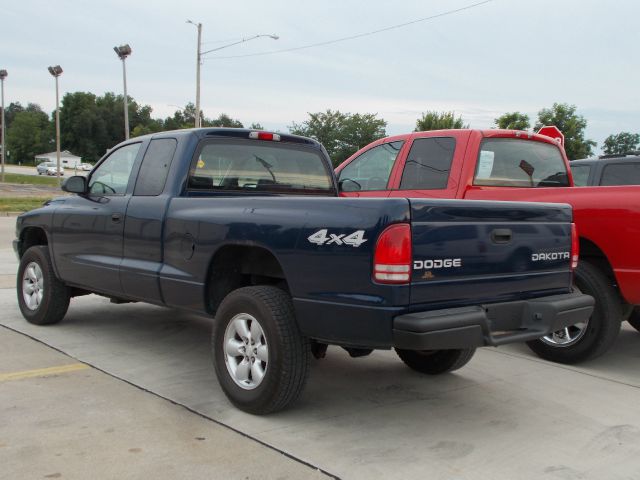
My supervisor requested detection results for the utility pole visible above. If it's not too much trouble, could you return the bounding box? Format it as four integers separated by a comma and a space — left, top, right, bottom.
0, 69, 7, 183
187, 20, 202, 128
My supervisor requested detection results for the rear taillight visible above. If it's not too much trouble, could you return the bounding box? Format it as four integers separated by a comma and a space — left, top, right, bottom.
373, 223, 412, 284
249, 131, 281, 142
571, 223, 579, 270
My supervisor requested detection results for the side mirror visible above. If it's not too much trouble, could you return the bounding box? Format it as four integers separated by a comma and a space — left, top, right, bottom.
62, 175, 87, 194
338, 178, 362, 192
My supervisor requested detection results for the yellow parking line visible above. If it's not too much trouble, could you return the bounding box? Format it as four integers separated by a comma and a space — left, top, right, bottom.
0, 363, 90, 382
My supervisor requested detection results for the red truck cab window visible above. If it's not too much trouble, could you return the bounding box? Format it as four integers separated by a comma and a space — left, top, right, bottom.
473, 138, 570, 188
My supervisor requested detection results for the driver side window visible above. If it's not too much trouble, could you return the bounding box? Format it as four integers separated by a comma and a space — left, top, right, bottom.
89, 143, 141, 195
338, 141, 403, 191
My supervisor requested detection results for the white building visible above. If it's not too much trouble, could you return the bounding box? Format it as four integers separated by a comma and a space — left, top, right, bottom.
35, 150, 82, 168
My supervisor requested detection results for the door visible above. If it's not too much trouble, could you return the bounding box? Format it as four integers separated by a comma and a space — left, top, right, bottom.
336, 141, 405, 197
52, 142, 143, 296
387, 132, 469, 199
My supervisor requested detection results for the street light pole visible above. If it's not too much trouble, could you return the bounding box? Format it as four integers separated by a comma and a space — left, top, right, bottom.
0, 69, 7, 183
187, 20, 202, 128
48, 65, 63, 186
114, 44, 132, 140
187, 21, 278, 129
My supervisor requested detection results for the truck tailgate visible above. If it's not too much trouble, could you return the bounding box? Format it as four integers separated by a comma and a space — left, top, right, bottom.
409, 199, 573, 309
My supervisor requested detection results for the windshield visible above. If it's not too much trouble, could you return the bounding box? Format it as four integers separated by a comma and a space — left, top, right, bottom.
188, 140, 334, 194
474, 138, 569, 187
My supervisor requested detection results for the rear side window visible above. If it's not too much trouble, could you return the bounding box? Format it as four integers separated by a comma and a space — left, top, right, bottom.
399, 137, 455, 190
188, 140, 333, 194
134, 138, 177, 196
570, 164, 591, 186
600, 163, 640, 186
338, 141, 403, 191
474, 139, 569, 187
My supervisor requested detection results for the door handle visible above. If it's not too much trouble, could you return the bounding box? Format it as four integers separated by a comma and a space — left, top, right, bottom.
491, 228, 512, 244
111, 213, 122, 223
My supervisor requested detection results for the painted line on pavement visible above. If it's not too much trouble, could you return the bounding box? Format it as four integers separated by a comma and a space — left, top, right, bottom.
0, 363, 89, 382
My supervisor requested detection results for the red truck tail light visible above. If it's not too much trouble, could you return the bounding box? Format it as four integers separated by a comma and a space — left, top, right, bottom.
373, 223, 412, 284
249, 131, 281, 142
571, 223, 579, 270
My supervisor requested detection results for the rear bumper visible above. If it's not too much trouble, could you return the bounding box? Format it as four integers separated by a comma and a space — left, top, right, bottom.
393, 292, 594, 350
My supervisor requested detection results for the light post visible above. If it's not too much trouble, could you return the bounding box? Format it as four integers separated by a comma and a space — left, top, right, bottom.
114, 44, 132, 140
186, 20, 202, 128
0, 69, 7, 182
48, 65, 63, 186
186, 20, 278, 129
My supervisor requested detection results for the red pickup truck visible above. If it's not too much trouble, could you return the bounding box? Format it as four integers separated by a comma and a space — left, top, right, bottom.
336, 129, 640, 364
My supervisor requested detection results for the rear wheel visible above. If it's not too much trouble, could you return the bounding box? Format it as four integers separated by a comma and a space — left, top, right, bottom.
526, 261, 621, 364
211, 286, 310, 414
17, 246, 70, 325
395, 348, 476, 374
628, 307, 640, 332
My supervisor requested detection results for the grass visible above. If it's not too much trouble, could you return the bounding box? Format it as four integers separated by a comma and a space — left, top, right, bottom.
0, 197, 53, 212
1, 173, 61, 186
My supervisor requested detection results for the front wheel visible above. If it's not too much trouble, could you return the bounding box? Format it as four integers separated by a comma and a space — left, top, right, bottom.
628, 307, 640, 332
526, 261, 622, 364
395, 348, 476, 374
17, 246, 70, 325
211, 286, 310, 414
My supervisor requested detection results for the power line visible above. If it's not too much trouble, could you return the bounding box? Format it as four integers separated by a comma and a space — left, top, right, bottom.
209, 0, 493, 60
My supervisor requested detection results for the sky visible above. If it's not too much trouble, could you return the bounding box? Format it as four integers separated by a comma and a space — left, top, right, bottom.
2, 0, 639, 153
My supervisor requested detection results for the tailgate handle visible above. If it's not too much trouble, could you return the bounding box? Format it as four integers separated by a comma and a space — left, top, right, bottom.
491, 228, 512, 244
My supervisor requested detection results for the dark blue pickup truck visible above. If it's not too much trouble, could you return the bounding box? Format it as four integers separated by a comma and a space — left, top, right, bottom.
14, 128, 593, 414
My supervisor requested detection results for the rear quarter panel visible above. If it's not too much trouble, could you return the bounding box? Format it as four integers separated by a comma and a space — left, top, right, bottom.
160, 196, 412, 311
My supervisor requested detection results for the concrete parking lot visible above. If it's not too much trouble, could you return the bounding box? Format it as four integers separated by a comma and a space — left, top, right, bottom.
2, 216, 640, 479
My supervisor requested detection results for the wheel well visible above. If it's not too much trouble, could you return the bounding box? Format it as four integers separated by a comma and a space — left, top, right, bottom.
205, 245, 288, 315
19, 227, 48, 257
579, 237, 616, 284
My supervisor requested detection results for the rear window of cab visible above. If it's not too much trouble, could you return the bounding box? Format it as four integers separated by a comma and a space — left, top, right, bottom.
474, 139, 569, 187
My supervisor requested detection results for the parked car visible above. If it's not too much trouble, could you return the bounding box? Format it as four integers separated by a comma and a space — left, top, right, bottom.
78, 163, 93, 171
13, 128, 592, 414
570, 154, 640, 186
335, 129, 640, 364
36, 162, 64, 176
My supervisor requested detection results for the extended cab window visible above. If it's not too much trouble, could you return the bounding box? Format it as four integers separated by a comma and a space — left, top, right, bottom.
89, 143, 141, 195
399, 137, 455, 190
474, 139, 569, 187
600, 163, 640, 186
188, 140, 333, 194
570, 165, 591, 186
338, 141, 403, 191
134, 138, 177, 196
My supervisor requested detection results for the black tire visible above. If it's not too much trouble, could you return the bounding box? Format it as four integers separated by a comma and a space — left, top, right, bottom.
526, 261, 622, 364
628, 307, 640, 332
395, 348, 476, 375
211, 286, 310, 415
17, 246, 70, 325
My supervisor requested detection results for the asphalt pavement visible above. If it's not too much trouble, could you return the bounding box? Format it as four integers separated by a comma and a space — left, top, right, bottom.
2, 216, 640, 479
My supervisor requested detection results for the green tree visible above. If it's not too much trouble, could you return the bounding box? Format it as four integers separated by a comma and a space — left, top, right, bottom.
60, 91, 164, 161
205, 113, 243, 128
494, 111, 530, 130
602, 132, 640, 155
415, 111, 468, 131
59, 92, 107, 162
535, 103, 596, 160
6, 108, 52, 164
335, 113, 387, 162
289, 110, 386, 166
